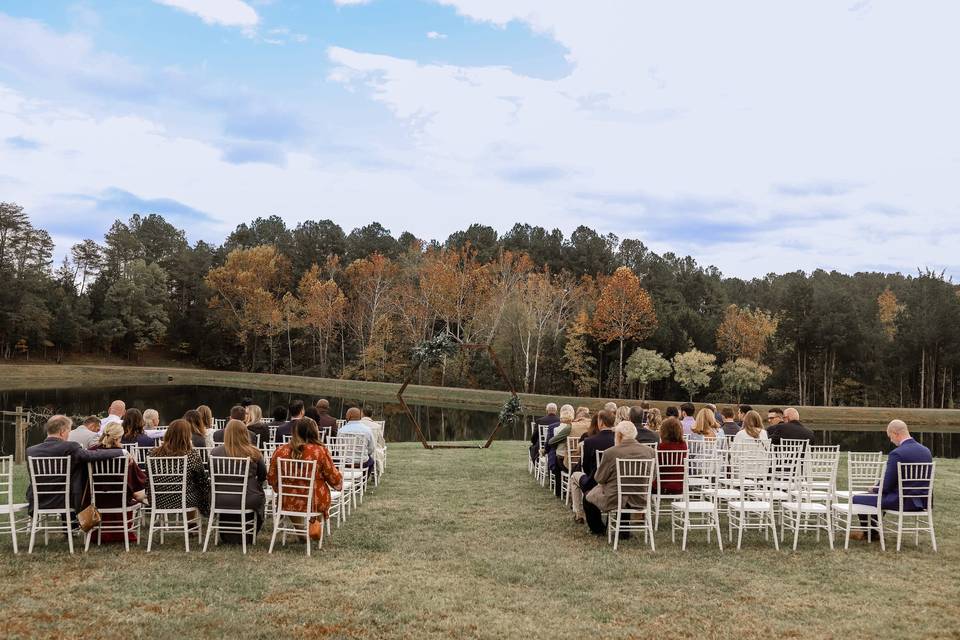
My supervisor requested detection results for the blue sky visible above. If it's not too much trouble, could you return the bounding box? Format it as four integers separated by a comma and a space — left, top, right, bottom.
0, 0, 958, 278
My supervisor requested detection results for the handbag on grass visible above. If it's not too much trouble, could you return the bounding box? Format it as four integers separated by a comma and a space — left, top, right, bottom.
308, 517, 322, 541
77, 483, 101, 533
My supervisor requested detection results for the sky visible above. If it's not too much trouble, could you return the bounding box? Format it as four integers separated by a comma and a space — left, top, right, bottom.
0, 0, 958, 279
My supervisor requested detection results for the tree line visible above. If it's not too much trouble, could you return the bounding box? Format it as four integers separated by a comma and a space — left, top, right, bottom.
2, 200, 958, 409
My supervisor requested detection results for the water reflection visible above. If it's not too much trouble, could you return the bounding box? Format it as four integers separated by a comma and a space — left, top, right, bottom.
1, 386, 958, 457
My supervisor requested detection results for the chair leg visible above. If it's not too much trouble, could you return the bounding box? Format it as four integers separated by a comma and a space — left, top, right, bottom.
647, 511, 656, 552
681, 513, 689, 551
28, 512, 37, 554
203, 514, 214, 552
268, 516, 279, 554
769, 511, 779, 551
240, 514, 247, 555
183, 512, 191, 552
843, 511, 851, 550
928, 513, 936, 552
66, 516, 74, 554
147, 512, 156, 552
715, 511, 723, 552
877, 513, 886, 552
896, 514, 903, 552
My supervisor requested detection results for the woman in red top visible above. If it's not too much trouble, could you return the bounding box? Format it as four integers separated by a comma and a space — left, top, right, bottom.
654, 417, 688, 495
268, 418, 342, 518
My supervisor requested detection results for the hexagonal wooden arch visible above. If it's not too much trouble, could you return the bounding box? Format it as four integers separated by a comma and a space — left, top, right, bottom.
397, 342, 519, 450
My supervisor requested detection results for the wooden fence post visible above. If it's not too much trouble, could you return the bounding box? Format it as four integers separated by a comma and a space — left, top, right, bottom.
14, 406, 27, 464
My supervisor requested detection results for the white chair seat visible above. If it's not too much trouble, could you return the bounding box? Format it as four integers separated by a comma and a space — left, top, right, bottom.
833, 502, 878, 515
0, 503, 28, 514
747, 489, 790, 501
342, 470, 364, 480
788, 490, 832, 501
728, 500, 772, 510
330, 490, 342, 499
835, 490, 871, 501
884, 509, 931, 516
702, 488, 740, 500
782, 501, 829, 513
686, 477, 710, 486
671, 501, 716, 512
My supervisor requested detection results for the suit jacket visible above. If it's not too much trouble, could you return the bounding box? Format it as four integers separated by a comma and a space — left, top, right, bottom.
274, 419, 299, 443
25, 437, 118, 512
721, 421, 739, 437
768, 420, 816, 446
315, 413, 338, 436
588, 438, 656, 512
529, 414, 561, 462
881, 438, 933, 511
632, 424, 660, 445
578, 429, 616, 493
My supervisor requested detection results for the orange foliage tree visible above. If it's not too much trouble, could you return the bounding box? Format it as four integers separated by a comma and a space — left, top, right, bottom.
715, 304, 778, 362
591, 266, 658, 395
298, 264, 346, 376
343, 253, 399, 381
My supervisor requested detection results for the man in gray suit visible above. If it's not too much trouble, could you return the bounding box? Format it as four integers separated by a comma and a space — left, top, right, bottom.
584, 421, 655, 536
25, 415, 118, 514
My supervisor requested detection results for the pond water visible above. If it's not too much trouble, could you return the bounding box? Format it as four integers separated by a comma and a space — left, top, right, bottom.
1, 385, 959, 457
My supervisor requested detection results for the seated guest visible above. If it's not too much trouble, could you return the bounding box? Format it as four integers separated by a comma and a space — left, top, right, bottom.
197, 405, 216, 447
314, 399, 339, 436
529, 402, 561, 464
267, 418, 343, 527
637, 401, 651, 426
211, 419, 267, 544
665, 406, 680, 419
679, 402, 696, 436
689, 407, 721, 441
719, 407, 740, 437
581, 413, 601, 442
734, 410, 769, 444
767, 407, 815, 445
766, 407, 785, 428
568, 410, 616, 528
737, 404, 753, 426
706, 403, 721, 424
274, 400, 305, 443
270, 406, 288, 425
629, 406, 660, 445
148, 419, 210, 517
183, 410, 208, 448
546, 405, 576, 497
361, 407, 387, 474
569, 406, 591, 439
68, 415, 101, 449
646, 408, 662, 435
243, 405, 271, 445
654, 417, 687, 495
85, 422, 147, 543
615, 405, 631, 425
100, 400, 126, 430
240, 397, 253, 408
584, 421, 655, 537
213, 405, 259, 445
852, 420, 933, 540
121, 408, 156, 447
25, 415, 118, 515
339, 408, 376, 475
143, 409, 160, 429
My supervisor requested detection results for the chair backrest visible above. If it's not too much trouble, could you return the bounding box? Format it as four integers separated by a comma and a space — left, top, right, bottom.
732, 448, 773, 499
251, 433, 261, 448
276, 457, 317, 515
686, 438, 717, 476
336, 419, 345, 428
194, 446, 213, 471
341, 434, 367, 465
896, 461, 935, 511
88, 455, 129, 507
282, 435, 293, 444
214, 418, 226, 429
777, 438, 809, 454
319, 427, 331, 444
133, 446, 152, 471
121, 443, 138, 455
847, 452, 884, 493
566, 437, 581, 471
0, 455, 14, 507
805, 445, 840, 486
595, 448, 604, 469
538, 425, 549, 450
615, 457, 655, 506
28, 455, 72, 512
209, 456, 251, 512
268, 425, 278, 441
147, 456, 188, 510
655, 449, 687, 493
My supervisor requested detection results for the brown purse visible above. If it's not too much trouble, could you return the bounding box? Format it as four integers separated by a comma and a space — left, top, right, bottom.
77, 483, 101, 533
308, 517, 322, 541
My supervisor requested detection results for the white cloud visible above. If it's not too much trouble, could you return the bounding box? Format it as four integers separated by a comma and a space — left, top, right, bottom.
153, 0, 258, 28
333, 0, 372, 6
426, 31, 448, 40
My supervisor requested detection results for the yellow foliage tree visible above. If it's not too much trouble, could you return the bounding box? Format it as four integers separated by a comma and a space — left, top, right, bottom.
715, 304, 778, 362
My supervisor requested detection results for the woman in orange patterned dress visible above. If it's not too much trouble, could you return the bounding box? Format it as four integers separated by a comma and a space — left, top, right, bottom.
268, 417, 342, 518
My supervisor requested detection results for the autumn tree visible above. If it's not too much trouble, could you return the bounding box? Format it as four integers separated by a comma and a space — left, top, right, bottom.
672, 348, 716, 400
512, 271, 561, 393
563, 309, 598, 396
625, 348, 672, 400
715, 304, 778, 361
298, 264, 346, 376
205, 245, 289, 371
343, 253, 400, 381
591, 266, 658, 395
877, 287, 902, 341
719, 357, 772, 403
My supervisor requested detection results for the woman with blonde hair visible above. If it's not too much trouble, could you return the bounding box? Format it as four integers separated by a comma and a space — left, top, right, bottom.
211, 419, 267, 544
243, 404, 271, 446
734, 410, 769, 444
689, 407, 721, 441
646, 408, 663, 434
615, 405, 631, 425
569, 406, 591, 439
546, 404, 576, 497
85, 422, 148, 543
196, 405, 215, 447
143, 409, 160, 429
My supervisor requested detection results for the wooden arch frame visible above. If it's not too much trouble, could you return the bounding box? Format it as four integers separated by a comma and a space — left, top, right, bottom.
397, 343, 519, 450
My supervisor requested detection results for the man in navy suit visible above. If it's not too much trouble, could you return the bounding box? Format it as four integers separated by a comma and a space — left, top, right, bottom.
851, 420, 932, 539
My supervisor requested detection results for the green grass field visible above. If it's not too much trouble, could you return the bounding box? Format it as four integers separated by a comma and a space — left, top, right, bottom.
0, 442, 956, 639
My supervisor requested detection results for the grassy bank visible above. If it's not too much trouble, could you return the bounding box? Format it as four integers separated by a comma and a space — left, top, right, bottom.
3, 364, 959, 430
0, 442, 956, 639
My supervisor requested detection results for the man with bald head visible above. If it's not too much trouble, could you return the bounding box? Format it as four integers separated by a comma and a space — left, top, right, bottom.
100, 400, 126, 431
851, 420, 933, 540
767, 407, 815, 445
339, 407, 375, 476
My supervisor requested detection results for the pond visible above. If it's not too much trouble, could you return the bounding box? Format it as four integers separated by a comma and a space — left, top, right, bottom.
1, 385, 959, 457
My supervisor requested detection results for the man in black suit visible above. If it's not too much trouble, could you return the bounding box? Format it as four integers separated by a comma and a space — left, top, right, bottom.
25, 415, 118, 514
569, 410, 617, 533
274, 400, 305, 442
767, 407, 816, 445
629, 406, 660, 445
529, 403, 561, 463
720, 406, 740, 437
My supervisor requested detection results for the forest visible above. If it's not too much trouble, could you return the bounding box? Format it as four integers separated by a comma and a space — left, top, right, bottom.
1, 200, 958, 409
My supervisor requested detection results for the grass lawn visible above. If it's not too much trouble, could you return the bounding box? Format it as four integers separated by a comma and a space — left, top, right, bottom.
0, 442, 956, 639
